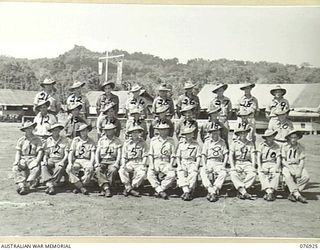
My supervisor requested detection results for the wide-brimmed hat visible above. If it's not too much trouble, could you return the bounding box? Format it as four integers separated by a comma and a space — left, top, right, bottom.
285, 130, 303, 140
48, 123, 64, 132
76, 123, 92, 132
100, 81, 115, 90
20, 121, 37, 131
130, 107, 142, 115
208, 123, 221, 132
130, 84, 142, 92
101, 103, 116, 113
68, 103, 83, 111
181, 127, 196, 135
184, 81, 195, 89
35, 100, 50, 110
180, 105, 195, 113
103, 123, 117, 130
69, 81, 85, 90
275, 109, 290, 116
270, 85, 287, 96
208, 107, 221, 115
240, 82, 255, 90
234, 126, 251, 135
262, 130, 278, 140
156, 105, 169, 114
127, 125, 144, 133
158, 84, 171, 91
155, 123, 170, 130
237, 110, 253, 117
212, 83, 228, 93
40, 78, 56, 87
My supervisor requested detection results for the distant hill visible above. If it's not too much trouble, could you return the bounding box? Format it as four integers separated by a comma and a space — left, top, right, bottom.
0, 44, 319, 103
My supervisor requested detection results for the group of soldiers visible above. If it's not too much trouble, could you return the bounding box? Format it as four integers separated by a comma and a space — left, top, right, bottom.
12, 78, 310, 203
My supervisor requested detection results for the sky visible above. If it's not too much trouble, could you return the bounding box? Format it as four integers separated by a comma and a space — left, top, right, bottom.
0, 3, 319, 66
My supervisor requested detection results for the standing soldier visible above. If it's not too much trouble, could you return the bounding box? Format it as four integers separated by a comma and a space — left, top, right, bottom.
152, 83, 175, 118
282, 130, 309, 203
125, 108, 148, 140
33, 100, 58, 139
269, 109, 293, 144
257, 130, 281, 201
64, 103, 89, 140
12, 121, 43, 195
95, 123, 122, 197
96, 81, 119, 115
209, 82, 232, 147
125, 84, 148, 119
149, 106, 174, 139
96, 103, 121, 138
233, 110, 255, 143
200, 125, 229, 202
147, 123, 176, 200
235, 82, 259, 144
229, 126, 256, 200
119, 126, 148, 197
175, 105, 198, 141
176, 81, 200, 118
33, 78, 61, 116
176, 127, 201, 201
42, 124, 69, 195
67, 124, 96, 195
66, 81, 90, 119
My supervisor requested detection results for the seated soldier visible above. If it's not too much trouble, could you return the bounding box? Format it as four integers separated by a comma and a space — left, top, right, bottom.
12, 121, 43, 195
147, 123, 176, 200
64, 103, 89, 140
233, 110, 255, 143
176, 127, 201, 201
269, 109, 293, 145
175, 105, 198, 142
149, 105, 174, 139
229, 126, 256, 200
200, 125, 228, 202
67, 124, 96, 195
200, 107, 226, 143
42, 124, 69, 195
282, 130, 310, 203
95, 123, 122, 197
125, 108, 148, 140
96, 103, 121, 139
119, 126, 148, 197
257, 130, 281, 201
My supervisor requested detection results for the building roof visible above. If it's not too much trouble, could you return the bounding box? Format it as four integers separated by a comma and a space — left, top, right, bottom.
0, 89, 38, 106
198, 83, 320, 111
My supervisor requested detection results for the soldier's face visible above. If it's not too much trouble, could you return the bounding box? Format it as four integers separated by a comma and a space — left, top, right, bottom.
185, 132, 193, 140
184, 111, 192, 119
278, 114, 286, 121
238, 131, 247, 140
72, 108, 80, 116
51, 128, 61, 137
159, 90, 167, 98
265, 136, 275, 144
107, 109, 115, 117
210, 113, 218, 119
158, 112, 166, 119
159, 129, 169, 137
39, 105, 48, 114
131, 131, 140, 140
80, 129, 88, 138
74, 88, 81, 95
24, 127, 34, 136
211, 131, 220, 140
216, 88, 224, 95
132, 90, 140, 97
132, 113, 140, 119
288, 134, 299, 144
44, 85, 53, 92
243, 88, 251, 95
105, 129, 115, 137
185, 88, 192, 95
274, 90, 283, 98
103, 85, 112, 94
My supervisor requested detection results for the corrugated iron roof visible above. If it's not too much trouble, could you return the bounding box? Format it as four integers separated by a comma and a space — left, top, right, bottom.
198, 83, 320, 110
0, 89, 38, 106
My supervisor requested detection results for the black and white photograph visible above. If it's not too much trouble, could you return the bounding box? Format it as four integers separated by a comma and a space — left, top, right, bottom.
0, 2, 319, 239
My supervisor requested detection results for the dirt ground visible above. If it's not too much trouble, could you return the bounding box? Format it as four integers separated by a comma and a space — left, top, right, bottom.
0, 122, 319, 238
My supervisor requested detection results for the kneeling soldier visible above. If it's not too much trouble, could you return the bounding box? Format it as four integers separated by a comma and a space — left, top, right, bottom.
229, 126, 256, 200
200, 125, 228, 202
95, 123, 122, 197
13, 121, 43, 195
42, 124, 69, 195
282, 130, 309, 203
147, 123, 176, 200
176, 127, 201, 201
67, 124, 96, 195
119, 126, 148, 197
257, 130, 281, 201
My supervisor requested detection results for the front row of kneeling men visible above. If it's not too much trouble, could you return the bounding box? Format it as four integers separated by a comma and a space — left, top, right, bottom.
13, 120, 310, 203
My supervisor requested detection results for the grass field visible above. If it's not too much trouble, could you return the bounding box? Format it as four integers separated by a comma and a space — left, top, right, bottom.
0, 122, 319, 238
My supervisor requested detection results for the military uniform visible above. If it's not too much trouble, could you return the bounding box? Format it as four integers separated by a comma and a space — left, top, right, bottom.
33, 91, 60, 116
97, 116, 122, 138
209, 96, 232, 125
266, 97, 290, 119
200, 119, 225, 143
152, 96, 175, 117
233, 117, 255, 143
64, 116, 88, 139
96, 93, 120, 115
269, 119, 293, 143
125, 117, 148, 140
125, 96, 148, 118
66, 94, 90, 118
149, 117, 174, 138
33, 112, 57, 138
176, 93, 200, 118
175, 118, 198, 141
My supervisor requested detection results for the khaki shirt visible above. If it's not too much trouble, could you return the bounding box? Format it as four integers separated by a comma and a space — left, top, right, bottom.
16, 136, 43, 157
71, 136, 96, 160
96, 93, 120, 114
257, 141, 281, 164
202, 138, 228, 162
266, 98, 290, 118
235, 95, 259, 118
97, 136, 122, 161
209, 95, 232, 120
176, 140, 201, 161
44, 136, 70, 161
122, 139, 148, 161
269, 119, 294, 142
230, 139, 255, 162
33, 113, 57, 137
149, 136, 176, 161
281, 142, 306, 165
66, 94, 90, 117
33, 91, 60, 115
152, 96, 175, 115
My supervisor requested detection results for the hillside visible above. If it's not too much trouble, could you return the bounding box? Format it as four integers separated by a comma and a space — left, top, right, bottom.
0, 45, 320, 103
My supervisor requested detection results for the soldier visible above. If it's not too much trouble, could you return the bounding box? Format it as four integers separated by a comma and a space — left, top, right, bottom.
200, 125, 228, 202
33, 100, 58, 139
66, 81, 90, 119
95, 123, 122, 197
12, 121, 43, 195
125, 84, 148, 119
33, 78, 61, 116
67, 124, 96, 195
233, 110, 255, 143
269, 109, 294, 144
64, 103, 89, 139
152, 83, 175, 118
282, 130, 309, 203
257, 130, 281, 201
229, 126, 256, 200
42, 124, 69, 195
176, 81, 200, 118
147, 123, 176, 200
176, 127, 201, 201
235, 82, 259, 144
266, 85, 290, 123
125, 108, 148, 140
96, 81, 119, 115
96, 103, 121, 138
175, 105, 198, 141
149, 105, 174, 139
119, 126, 148, 197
